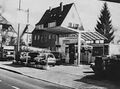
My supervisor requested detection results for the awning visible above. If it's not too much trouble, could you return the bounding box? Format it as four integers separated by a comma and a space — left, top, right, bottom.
81, 31, 107, 41
36, 26, 79, 34
36, 26, 107, 41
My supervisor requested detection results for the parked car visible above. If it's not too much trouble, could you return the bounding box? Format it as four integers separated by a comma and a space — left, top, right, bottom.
19, 52, 31, 63
51, 52, 64, 65
34, 53, 56, 66
6, 51, 15, 60
19, 52, 39, 64
90, 55, 120, 77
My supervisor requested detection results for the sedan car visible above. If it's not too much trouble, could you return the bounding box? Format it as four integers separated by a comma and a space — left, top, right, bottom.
34, 53, 56, 66
19, 52, 39, 64
51, 52, 63, 65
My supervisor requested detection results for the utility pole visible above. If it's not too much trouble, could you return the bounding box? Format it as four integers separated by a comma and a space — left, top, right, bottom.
25, 9, 29, 65
77, 32, 81, 66
26, 9, 29, 45
15, 0, 21, 62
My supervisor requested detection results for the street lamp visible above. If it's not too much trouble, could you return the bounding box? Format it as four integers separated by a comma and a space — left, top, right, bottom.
15, 0, 29, 63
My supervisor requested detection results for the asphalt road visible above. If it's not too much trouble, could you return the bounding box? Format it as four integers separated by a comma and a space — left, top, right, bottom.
0, 69, 72, 89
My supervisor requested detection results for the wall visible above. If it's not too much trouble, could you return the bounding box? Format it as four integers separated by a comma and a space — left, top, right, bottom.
109, 43, 120, 56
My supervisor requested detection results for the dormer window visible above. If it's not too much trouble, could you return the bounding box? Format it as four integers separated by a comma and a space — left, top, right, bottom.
36, 24, 44, 29
68, 22, 79, 29
68, 22, 72, 27
48, 22, 56, 27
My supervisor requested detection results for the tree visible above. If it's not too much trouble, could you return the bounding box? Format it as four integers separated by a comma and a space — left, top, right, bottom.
95, 2, 114, 43
9, 37, 17, 46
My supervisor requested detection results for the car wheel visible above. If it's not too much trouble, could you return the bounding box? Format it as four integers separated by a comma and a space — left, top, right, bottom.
52, 64, 55, 67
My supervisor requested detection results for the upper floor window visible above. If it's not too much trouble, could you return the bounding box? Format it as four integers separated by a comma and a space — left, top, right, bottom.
48, 34, 51, 39
95, 40, 99, 43
34, 35, 36, 40
100, 40, 104, 43
48, 22, 56, 27
38, 35, 40, 40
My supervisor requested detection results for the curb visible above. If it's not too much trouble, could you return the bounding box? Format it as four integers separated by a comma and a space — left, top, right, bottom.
0, 66, 75, 89
0, 67, 22, 75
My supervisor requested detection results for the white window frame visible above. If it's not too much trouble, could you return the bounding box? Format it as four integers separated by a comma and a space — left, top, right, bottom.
48, 22, 56, 27
100, 40, 104, 43
34, 35, 36, 40
95, 40, 100, 43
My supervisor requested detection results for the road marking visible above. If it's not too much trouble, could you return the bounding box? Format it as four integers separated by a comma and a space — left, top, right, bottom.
11, 86, 20, 89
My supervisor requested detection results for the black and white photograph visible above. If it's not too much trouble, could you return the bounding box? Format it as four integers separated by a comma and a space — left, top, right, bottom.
0, 0, 120, 89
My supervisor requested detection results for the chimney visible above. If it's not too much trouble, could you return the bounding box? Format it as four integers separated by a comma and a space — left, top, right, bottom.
49, 6, 52, 11
60, 2, 63, 12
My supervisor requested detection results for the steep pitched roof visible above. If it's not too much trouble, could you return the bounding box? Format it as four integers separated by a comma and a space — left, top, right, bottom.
36, 3, 73, 27
0, 15, 11, 25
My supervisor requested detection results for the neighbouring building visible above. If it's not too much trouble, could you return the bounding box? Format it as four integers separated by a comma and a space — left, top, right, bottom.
20, 24, 34, 46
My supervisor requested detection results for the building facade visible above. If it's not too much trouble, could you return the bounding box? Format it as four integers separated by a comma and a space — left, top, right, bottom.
32, 2, 107, 64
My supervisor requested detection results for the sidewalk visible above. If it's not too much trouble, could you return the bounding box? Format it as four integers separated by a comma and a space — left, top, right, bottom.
0, 61, 108, 89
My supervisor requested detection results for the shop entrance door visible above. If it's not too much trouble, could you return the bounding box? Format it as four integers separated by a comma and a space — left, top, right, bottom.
69, 44, 76, 64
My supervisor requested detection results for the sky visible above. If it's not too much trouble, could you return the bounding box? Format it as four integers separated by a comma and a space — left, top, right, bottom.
0, 0, 120, 34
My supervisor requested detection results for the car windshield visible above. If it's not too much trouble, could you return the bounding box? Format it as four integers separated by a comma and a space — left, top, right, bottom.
28, 52, 39, 57
47, 54, 54, 58
51, 52, 61, 58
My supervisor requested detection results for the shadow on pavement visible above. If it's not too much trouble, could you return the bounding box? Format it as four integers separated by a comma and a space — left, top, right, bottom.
44, 85, 73, 89
83, 71, 94, 73
74, 74, 120, 89
3, 63, 25, 68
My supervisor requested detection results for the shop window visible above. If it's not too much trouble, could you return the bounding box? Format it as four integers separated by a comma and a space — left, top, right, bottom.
92, 47, 103, 56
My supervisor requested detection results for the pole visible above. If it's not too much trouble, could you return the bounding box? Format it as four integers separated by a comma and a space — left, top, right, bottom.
77, 32, 81, 66
16, 0, 21, 62
26, 9, 29, 65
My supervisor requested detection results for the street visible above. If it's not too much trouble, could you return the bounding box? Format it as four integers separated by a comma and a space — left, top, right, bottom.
0, 68, 72, 89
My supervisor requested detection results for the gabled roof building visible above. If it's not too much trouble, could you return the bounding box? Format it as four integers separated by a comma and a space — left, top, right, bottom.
32, 2, 83, 49
32, 2, 107, 64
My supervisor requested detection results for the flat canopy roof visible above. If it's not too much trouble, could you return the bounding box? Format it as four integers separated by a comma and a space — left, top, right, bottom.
39, 26, 79, 34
